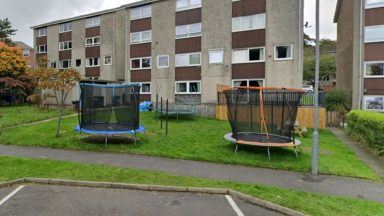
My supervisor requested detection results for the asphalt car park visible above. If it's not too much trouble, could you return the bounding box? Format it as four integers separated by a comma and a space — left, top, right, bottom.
0, 184, 284, 216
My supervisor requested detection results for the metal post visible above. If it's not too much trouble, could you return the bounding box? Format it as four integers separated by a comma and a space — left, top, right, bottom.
160, 97, 163, 129
166, 99, 169, 136
156, 94, 159, 123
312, 0, 320, 175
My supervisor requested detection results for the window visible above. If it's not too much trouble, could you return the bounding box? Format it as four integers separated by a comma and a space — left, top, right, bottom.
86, 37, 101, 47
104, 56, 112, 65
37, 28, 47, 37
59, 41, 72, 51
86, 16, 101, 28
157, 55, 169, 68
176, 0, 201, 11
176, 23, 201, 39
209, 49, 224, 64
232, 13, 266, 32
50, 61, 57, 69
37, 45, 47, 53
366, 0, 384, 9
86, 57, 100, 67
175, 53, 201, 67
130, 31, 152, 44
363, 96, 384, 111
232, 79, 265, 87
130, 5, 152, 20
365, 25, 384, 43
175, 81, 201, 94
274, 45, 293, 61
131, 57, 151, 70
232, 47, 265, 64
59, 23, 72, 33
59, 60, 72, 69
76, 59, 81, 67
365, 62, 384, 77
140, 82, 151, 94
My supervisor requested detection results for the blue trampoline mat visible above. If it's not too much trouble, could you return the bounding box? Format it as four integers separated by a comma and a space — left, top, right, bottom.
74, 125, 146, 135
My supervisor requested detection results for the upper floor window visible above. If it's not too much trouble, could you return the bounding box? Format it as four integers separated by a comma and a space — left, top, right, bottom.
365, 25, 384, 43
59, 41, 72, 51
130, 31, 152, 44
59, 23, 72, 33
37, 45, 47, 53
366, 0, 384, 9
59, 59, 72, 69
274, 45, 293, 61
176, 52, 201, 67
209, 49, 224, 64
365, 62, 384, 77
176, 0, 201, 11
176, 23, 201, 39
131, 57, 151, 70
104, 56, 112, 65
157, 55, 170, 68
37, 28, 47, 37
86, 57, 100, 67
86, 36, 101, 47
86, 16, 101, 28
130, 5, 152, 20
232, 13, 266, 32
232, 47, 265, 64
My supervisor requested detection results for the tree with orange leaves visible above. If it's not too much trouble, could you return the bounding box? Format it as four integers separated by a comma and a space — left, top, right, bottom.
28, 57, 81, 137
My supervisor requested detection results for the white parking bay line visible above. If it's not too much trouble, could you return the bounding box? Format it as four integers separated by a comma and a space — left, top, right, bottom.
225, 195, 245, 216
0, 185, 25, 207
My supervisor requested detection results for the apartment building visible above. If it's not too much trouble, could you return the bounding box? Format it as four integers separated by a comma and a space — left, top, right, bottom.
14, 41, 36, 67
32, 0, 304, 107
334, 0, 384, 111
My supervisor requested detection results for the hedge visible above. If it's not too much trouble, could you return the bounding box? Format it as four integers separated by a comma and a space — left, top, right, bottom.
347, 110, 384, 155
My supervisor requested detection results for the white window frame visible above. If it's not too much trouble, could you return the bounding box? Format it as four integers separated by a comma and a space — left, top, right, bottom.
365, 0, 384, 9
175, 81, 202, 94
365, 25, 384, 43
157, 55, 170, 68
86, 16, 101, 28
85, 57, 100, 68
37, 28, 47, 37
175, 52, 201, 67
176, 0, 202, 12
104, 56, 112, 65
58, 41, 72, 51
139, 82, 151, 94
176, 23, 202, 39
59, 23, 72, 33
59, 59, 72, 69
232, 13, 266, 32
130, 57, 152, 70
364, 61, 384, 78
130, 5, 152, 20
232, 47, 265, 64
363, 95, 384, 112
37, 45, 47, 53
130, 30, 152, 44
85, 36, 101, 47
232, 79, 265, 87
274, 44, 294, 61
209, 49, 225, 64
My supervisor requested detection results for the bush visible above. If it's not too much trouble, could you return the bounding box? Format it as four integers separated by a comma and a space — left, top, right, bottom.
326, 89, 351, 113
347, 110, 384, 155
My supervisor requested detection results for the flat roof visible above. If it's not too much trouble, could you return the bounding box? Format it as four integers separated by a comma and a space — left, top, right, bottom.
31, 0, 161, 29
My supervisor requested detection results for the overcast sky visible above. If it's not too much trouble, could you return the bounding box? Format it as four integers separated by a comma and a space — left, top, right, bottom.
0, 0, 337, 47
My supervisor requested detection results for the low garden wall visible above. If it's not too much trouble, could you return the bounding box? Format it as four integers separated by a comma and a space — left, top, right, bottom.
347, 110, 384, 155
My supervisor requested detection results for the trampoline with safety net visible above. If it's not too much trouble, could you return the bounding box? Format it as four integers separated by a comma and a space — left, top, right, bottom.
223, 87, 304, 159
74, 83, 145, 146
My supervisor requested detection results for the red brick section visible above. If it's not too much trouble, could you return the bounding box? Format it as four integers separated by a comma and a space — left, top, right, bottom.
232, 63, 265, 79
232, 29, 265, 49
130, 43, 151, 58
36, 36, 47, 45
59, 32, 72, 42
130, 18, 152, 32
59, 50, 71, 60
140, 94, 151, 102
365, 7, 384, 26
85, 27, 100, 38
131, 70, 151, 82
175, 37, 201, 53
85, 67, 100, 77
364, 78, 384, 95
85, 46, 100, 58
175, 67, 201, 81
175, 8, 202, 26
232, 0, 266, 17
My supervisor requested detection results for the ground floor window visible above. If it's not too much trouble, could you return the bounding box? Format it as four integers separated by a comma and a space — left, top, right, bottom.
232, 79, 265, 87
175, 81, 201, 94
140, 82, 151, 94
86, 57, 100, 67
363, 96, 384, 111
365, 61, 384, 77
59, 60, 72, 69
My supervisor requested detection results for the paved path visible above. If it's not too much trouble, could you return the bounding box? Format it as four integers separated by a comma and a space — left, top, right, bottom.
0, 145, 383, 203
1, 114, 77, 130
330, 128, 384, 179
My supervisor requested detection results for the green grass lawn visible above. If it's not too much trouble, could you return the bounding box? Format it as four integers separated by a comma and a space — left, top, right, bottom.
0, 156, 382, 216
0, 112, 378, 180
0, 105, 73, 128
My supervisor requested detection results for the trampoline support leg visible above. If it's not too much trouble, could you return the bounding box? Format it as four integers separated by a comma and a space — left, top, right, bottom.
105, 136, 108, 149
267, 147, 271, 160
294, 147, 299, 158
235, 144, 238, 153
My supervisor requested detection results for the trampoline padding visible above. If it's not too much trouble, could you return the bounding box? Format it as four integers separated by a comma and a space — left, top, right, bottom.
75, 125, 146, 135
234, 132, 297, 147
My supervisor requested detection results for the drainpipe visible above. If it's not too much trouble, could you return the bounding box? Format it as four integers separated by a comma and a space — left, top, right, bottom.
298, 0, 304, 87
112, 12, 116, 82
358, 0, 364, 109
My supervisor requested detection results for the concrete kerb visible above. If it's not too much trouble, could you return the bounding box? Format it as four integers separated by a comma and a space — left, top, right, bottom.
0, 178, 305, 216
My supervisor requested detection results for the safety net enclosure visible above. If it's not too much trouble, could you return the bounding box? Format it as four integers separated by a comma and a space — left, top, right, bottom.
224, 87, 304, 155
77, 83, 141, 134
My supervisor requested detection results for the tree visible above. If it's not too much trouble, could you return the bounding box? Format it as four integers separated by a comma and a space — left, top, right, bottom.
28, 57, 81, 137
0, 18, 17, 46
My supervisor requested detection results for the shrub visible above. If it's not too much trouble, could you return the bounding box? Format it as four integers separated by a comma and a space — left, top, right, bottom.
347, 110, 384, 155
326, 89, 351, 113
